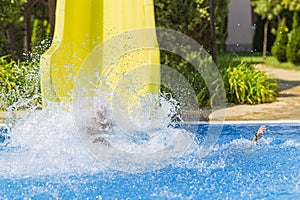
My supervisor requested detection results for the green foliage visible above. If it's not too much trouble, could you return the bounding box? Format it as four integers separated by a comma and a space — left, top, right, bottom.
0, 55, 41, 110
292, 10, 300, 30
31, 1, 51, 55
154, 0, 230, 51
226, 61, 278, 104
252, 0, 283, 57
0, 0, 51, 60
0, 0, 25, 57
154, 0, 231, 107
253, 9, 293, 53
281, 10, 294, 31
0, 0, 25, 28
271, 18, 289, 62
281, 0, 300, 11
154, 0, 209, 47
0, 34, 10, 56
287, 11, 300, 64
160, 51, 211, 106
32, 19, 51, 56
161, 50, 279, 106
252, 0, 283, 21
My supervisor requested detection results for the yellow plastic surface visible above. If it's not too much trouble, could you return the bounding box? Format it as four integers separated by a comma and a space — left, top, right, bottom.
40, 0, 160, 103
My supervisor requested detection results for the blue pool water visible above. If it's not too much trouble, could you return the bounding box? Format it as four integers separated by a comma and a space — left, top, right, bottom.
1, 123, 300, 199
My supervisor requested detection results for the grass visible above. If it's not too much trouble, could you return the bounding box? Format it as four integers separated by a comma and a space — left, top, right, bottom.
218, 52, 300, 71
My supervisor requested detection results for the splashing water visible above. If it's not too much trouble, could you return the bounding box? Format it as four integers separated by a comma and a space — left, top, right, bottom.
0, 93, 196, 177
1, 103, 104, 177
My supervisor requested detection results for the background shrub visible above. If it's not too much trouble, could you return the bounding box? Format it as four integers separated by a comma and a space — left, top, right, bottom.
160, 48, 279, 107
154, 0, 231, 107
160, 50, 213, 107
252, 18, 277, 53
287, 11, 300, 64
225, 61, 278, 104
271, 18, 289, 62
31, 19, 51, 56
154, 0, 230, 51
0, 55, 41, 110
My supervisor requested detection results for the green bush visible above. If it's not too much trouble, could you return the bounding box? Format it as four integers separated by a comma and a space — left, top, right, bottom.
31, 19, 51, 56
154, 0, 279, 106
252, 18, 277, 53
0, 55, 41, 110
287, 11, 300, 64
154, 0, 230, 106
160, 50, 211, 106
161, 50, 279, 107
226, 61, 278, 104
154, 0, 230, 51
271, 18, 289, 62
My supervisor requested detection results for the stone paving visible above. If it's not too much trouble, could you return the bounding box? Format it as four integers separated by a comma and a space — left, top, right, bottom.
209, 65, 300, 121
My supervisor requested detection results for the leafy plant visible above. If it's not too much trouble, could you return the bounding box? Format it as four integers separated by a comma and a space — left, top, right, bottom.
287, 11, 300, 64
31, 18, 51, 56
281, 0, 300, 11
226, 61, 278, 104
271, 18, 289, 62
154, 0, 230, 107
252, 0, 283, 58
160, 50, 279, 107
160, 50, 211, 106
154, 0, 230, 51
0, 0, 25, 57
0, 55, 41, 110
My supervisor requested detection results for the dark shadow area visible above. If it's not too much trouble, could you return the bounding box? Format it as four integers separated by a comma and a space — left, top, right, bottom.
280, 93, 298, 97
277, 79, 300, 91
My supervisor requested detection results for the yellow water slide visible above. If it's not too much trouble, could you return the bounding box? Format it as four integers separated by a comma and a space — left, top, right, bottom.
40, 0, 160, 103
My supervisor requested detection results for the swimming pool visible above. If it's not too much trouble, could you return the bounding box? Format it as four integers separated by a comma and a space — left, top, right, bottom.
1, 122, 299, 199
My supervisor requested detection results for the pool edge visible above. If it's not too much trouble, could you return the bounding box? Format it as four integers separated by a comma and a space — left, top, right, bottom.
183, 120, 300, 125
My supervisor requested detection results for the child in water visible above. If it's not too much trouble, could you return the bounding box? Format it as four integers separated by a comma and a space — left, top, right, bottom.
252, 125, 266, 142
85, 106, 112, 145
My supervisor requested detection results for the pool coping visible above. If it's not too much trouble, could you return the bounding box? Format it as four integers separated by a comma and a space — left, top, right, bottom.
2, 120, 300, 128
182, 120, 300, 125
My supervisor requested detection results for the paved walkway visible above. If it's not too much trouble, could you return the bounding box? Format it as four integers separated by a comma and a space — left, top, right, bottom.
209, 65, 300, 121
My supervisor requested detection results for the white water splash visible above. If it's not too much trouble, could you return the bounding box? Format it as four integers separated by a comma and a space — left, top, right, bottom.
1, 103, 105, 178
282, 139, 300, 148
0, 94, 195, 176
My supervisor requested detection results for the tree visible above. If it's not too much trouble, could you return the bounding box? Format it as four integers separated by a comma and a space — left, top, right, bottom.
210, 0, 217, 63
24, 0, 34, 53
48, 0, 56, 39
287, 11, 300, 64
24, 0, 56, 53
252, 0, 283, 58
271, 18, 289, 62
0, 0, 25, 55
0, 0, 56, 58
154, 0, 229, 51
154, 0, 230, 106
281, 0, 300, 11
